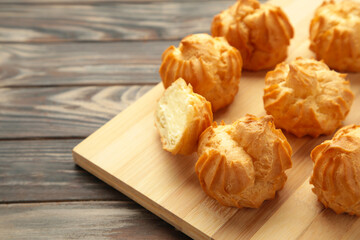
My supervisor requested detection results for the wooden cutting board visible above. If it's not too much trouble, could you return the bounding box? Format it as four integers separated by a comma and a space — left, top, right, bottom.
73, 0, 360, 239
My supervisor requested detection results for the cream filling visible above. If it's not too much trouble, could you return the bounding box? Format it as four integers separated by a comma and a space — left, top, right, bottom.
156, 80, 192, 149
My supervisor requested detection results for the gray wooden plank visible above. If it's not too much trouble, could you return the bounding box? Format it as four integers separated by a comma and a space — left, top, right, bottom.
2, 74, 360, 139
0, 2, 233, 43
0, 139, 129, 203
0, 41, 174, 87
0, 85, 153, 139
0, 201, 191, 240
0, 0, 232, 3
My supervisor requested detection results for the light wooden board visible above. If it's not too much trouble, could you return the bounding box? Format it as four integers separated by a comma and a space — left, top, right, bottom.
73, 0, 360, 239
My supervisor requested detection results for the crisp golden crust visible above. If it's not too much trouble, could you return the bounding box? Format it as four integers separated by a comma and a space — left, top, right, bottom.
310, 125, 360, 216
196, 114, 292, 208
263, 57, 354, 137
211, 0, 294, 71
155, 78, 213, 155
309, 0, 360, 72
159, 33, 243, 112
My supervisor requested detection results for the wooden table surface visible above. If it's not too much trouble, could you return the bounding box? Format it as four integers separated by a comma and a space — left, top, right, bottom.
0, 0, 250, 239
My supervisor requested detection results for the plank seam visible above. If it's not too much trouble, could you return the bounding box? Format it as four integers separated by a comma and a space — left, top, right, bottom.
0, 136, 86, 141
0, 0, 232, 6
0, 38, 183, 44
0, 82, 158, 89
0, 199, 133, 205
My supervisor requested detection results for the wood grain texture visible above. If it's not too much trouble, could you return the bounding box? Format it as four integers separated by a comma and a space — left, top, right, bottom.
0, 201, 191, 240
1, 0, 359, 239
0, 139, 129, 203
72, 0, 360, 238
0, 41, 173, 87
73, 78, 360, 240
0, 85, 153, 139
0, 0, 234, 3
0, 2, 232, 43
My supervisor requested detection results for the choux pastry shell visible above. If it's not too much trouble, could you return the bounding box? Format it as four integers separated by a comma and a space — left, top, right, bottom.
211, 0, 294, 71
196, 114, 292, 208
310, 124, 360, 216
263, 57, 354, 137
159, 33, 243, 112
309, 0, 360, 72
